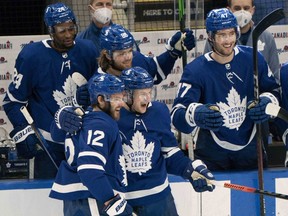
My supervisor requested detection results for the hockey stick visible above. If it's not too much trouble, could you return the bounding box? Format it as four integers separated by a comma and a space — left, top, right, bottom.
178, 0, 187, 67
265, 103, 288, 123
191, 172, 288, 200
212, 180, 288, 200
252, 8, 285, 215
20, 106, 59, 170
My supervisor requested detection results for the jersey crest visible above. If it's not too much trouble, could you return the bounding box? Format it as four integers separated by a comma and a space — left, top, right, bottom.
53, 75, 77, 107
119, 155, 128, 186
217, 87, 247, 130
123, 131, 154, 175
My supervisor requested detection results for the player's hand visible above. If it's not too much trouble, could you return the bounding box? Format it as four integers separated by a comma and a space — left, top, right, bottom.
186, 103, 223, 131
165, 29, 195, 58
102, 194, 133, 216
75, 83, 90, 107
247, 96, 271, 123
183, 159, 215, 192
10, 125, 39, 159
54, 106, 84, 134
182, 29, 195, 51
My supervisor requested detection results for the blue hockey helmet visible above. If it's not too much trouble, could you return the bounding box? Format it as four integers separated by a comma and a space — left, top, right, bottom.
44, 3, 76, 31
206, 8, 239, 32
100, 24, 134, 55
121, 67, 154, 90
88, 73, 124, 105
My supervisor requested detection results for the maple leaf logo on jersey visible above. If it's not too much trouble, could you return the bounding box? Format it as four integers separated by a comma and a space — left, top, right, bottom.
217, 87, 246, 130
119, 155, 128, 186
53, 75, 77, 107
123, 131, 154, 175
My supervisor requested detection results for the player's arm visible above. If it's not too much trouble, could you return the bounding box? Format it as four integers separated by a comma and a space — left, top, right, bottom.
3, 51, 40, 159
133, 30, 195, 84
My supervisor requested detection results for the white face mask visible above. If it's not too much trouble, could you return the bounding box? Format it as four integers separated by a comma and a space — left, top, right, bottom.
91, 7, 112, 25
233, 10, 252, 28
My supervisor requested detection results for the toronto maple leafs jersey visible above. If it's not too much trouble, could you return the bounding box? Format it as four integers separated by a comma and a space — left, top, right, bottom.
3, 39, 98, 144
77, 22, 177, 85
274, 62, 288, 149
118, 101, 191, 206
50, 111, 127, 202
171, 46, 280, 151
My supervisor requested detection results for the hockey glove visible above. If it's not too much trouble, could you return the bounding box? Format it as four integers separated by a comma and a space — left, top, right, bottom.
54, 106, 84, 134
247, 96, 272, 124
182, 29, 196, 51
165, 29, 195, 58
75, 83, 90, 107
10, 125, 39, 159
183, 159, 215, 192
102, 194, 133, 216
185, 103, 223, 131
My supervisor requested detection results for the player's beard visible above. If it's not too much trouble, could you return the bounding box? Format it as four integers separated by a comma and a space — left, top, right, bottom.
213, 41, 235, 57
102, 102, 121, 120
111, 58, 132, 72
52, 36, 75, 52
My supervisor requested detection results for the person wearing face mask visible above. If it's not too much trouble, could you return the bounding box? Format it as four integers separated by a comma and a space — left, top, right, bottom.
77, 0, 126, 58
172, 8, 280, 171
203, 0, 280, 83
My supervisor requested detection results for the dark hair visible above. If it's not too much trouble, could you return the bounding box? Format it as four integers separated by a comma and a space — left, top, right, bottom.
227, 0, 254, 7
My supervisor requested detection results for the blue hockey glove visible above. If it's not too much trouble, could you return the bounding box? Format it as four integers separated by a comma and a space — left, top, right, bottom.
182, 29, 196, 51
75, 83, 90, 107
185, 103, 223, 131
102, 194, 133, 216
54, 106, 84, 134
247, 96, 272, 124
183, 159, 215, 192
10, 125, 39, 159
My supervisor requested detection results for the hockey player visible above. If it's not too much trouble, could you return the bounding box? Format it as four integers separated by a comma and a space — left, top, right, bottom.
118, 67, 215, 215
2, 3, 98, 179
171, 8, 280, 170
50, 73, 133, 216
203, 0, 280, 82
273, 63, 288, 167
52, 23, 195, 138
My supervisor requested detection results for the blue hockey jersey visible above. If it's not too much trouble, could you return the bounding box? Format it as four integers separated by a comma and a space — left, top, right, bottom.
118, 101, 191, 206
171, 46, 280, 151
50, 111, 127, 202
3, 39, 98, 144
274, 62, 288, 150
77, 21, 177, 84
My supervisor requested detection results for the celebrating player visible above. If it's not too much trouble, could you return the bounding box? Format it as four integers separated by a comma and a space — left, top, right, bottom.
118, 67, 215, 215
50, 73, 133, 216
171, 8, 280, 170
52, 23, 195, 139
3, 2, 98, 179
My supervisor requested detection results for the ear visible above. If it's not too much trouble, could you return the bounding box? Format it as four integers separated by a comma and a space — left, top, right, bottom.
104, 51, 112, 61
97, 95, 106, 108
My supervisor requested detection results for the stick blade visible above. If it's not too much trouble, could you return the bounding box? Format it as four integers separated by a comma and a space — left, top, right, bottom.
252, 8, 285, 44
265, 103, 280, 117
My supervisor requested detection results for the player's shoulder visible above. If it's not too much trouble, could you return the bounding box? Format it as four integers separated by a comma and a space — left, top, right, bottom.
75, 38, 96, 48
83, 111, 118, 132
149, 101, 170, 116
18, 40, 49, 58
